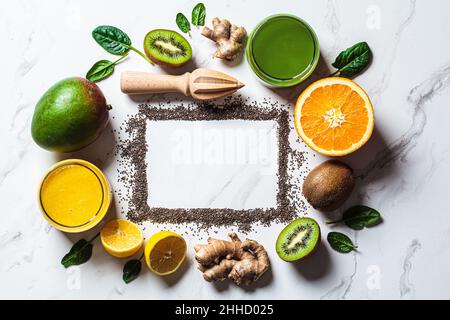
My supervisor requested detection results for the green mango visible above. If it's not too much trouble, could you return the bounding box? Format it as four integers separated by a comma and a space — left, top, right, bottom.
31, 77, 109, 152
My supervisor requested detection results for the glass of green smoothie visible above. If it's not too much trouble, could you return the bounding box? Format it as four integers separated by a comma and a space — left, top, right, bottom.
246, 14, 320, 87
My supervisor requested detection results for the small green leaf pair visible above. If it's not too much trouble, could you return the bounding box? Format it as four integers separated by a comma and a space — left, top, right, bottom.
176, 3, 206, 35
86, 25, 154, 83
326, 206, 382, 254
331, 42, 372, 78
61, 232, 143, 284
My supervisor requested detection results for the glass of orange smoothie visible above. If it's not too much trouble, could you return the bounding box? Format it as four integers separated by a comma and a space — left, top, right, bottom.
38, 159, 112, 233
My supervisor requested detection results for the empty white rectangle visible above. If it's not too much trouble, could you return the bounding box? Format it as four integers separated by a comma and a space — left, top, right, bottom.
146, 120, 278, 209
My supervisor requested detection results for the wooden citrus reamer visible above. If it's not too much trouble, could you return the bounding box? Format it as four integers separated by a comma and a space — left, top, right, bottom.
120, 68, 245, 100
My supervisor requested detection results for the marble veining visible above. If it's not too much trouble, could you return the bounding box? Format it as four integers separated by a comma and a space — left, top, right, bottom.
400, 239, 421, 299
324, 0, 342, 49
321, 232, 358, 300
1, 0, 450, 299
360, 63, 450, 180
370, 0, 416, 101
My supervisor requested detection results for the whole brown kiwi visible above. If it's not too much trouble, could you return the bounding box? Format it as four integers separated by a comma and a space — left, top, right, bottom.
303, 160, 355, 212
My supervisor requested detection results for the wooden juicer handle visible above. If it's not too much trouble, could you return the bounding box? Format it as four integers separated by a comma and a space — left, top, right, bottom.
120, 68, 244, 100
120, 71, 190, 96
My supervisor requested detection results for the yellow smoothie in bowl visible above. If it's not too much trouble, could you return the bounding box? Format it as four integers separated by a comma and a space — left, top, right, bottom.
38, 159, 111, 233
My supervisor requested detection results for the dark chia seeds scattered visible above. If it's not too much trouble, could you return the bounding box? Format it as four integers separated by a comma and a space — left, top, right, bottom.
116, 95, 308, 233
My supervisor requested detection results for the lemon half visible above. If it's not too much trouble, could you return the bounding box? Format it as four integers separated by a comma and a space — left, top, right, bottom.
145, 231, 187, 276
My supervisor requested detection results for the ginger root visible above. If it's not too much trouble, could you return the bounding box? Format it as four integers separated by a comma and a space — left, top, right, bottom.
202, 17, 247, 61
194, 233, 270, 286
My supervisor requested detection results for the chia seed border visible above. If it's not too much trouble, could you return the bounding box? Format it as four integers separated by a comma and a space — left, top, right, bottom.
118, 98, 305, 232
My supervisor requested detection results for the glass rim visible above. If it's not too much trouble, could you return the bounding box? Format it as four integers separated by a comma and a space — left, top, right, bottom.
246, 14, 320, 87
38, 159, 111, 233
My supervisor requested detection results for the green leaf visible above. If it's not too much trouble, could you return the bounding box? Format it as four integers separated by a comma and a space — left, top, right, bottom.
192, 3, 206, 26
92, 25, 131, 55
86, 54, 127, 82
327, 232, 357, 253
343, 205, 381, 230
327, 205, 382, 230
331, 42, 372, 78
61, 239, 93, 268
92, 26, 153, 65
86, 60, 114, 82
176, 13, 191, 35
123, 259, 142, 284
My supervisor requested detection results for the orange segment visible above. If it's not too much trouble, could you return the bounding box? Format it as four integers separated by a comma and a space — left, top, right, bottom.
294, 77, 374, 156
100, 219, 144, 258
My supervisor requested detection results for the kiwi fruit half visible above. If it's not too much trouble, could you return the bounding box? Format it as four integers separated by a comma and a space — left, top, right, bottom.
276, 217, 320, 262
143, 29, 192, 67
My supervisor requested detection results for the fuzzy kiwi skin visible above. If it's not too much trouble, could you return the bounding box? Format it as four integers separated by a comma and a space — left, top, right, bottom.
303, 160, 355, 212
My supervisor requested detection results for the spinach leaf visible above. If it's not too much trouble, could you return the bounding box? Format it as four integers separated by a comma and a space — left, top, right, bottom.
61, 233, 99, 268
92, 25, 154, 65
331, 42, 372, 78
328, 205, 382, 230
192, 3, 206, 26
327, 232, 357, 253
123, 256, 143, 284
176, 13, 191, 35
86, 54, 127, 82
92, 25, 131, 55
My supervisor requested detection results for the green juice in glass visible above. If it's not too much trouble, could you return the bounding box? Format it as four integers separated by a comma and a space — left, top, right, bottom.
246, 14, 320, 87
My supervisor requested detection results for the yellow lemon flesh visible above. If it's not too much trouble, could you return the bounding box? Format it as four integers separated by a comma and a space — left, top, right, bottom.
100, 219, 144, 258
145, 231, 187, 276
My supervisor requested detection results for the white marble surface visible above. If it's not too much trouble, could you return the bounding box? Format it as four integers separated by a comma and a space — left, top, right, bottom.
146, 120, 279, 209
1, 0, 450, 299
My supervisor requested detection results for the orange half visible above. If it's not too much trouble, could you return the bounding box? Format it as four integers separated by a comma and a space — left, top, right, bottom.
294, 77, 374, 156
100, 219, 144, 258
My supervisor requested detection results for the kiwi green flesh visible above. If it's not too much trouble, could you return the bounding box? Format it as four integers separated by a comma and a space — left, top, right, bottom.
276, 217, 320, 262
144, 29, 192, 66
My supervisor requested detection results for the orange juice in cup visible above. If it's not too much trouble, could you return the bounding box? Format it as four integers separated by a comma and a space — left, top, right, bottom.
38, 159, 112, 233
